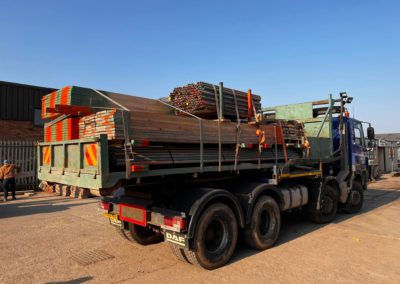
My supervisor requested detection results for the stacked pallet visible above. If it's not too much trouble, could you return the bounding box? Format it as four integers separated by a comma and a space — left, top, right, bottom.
169, 82, 261, 119
79, 109, 125, 140
44, 117, 80, 142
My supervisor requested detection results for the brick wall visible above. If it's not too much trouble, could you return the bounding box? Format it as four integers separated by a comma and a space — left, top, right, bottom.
0, 120, 43, 141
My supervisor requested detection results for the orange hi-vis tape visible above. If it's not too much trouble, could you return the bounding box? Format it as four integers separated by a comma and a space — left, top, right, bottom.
43, 147, 51, 165
84, 144, 98, 167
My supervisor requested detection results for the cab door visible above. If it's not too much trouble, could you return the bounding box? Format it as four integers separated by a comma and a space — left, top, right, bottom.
351, 120, 368, 186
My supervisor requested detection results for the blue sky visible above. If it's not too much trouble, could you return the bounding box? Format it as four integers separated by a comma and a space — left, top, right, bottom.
0, 0, 399, 133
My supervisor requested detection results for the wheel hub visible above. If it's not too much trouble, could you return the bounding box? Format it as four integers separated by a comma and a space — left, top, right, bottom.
259, 209, 274, 236
322, 196, 334, 214
351, 190, 361, 205
205, 219, 227, 253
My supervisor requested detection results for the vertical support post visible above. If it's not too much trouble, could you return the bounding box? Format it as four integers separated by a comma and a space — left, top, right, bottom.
199, 120, 204, 173
122, 110, 131, 180
219, 82, 224, 120
339, 94, 345, 169
247, 89, 253, 121
99, 134, 109, 180
78, 142, 82, 176
329, 94, 333, 156
63, 142, 67, 172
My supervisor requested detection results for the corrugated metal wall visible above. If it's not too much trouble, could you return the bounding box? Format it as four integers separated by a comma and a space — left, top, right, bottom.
0, 81, 56, 121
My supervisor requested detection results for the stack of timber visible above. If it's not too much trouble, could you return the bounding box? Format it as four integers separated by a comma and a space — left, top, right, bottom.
109, 144, 302, 171
44, 117, 80, 142
41, 86, 113, 119
42, 85, 305, 171
264, 119, 305, 146
41, 86, 120, 142
79, 109, 125, 140
169, 82, 261, 119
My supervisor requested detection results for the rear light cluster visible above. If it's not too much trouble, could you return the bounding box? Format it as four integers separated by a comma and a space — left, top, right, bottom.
130, 165, 144, 172
164, 216, 186, 231
100, 201, 111, 211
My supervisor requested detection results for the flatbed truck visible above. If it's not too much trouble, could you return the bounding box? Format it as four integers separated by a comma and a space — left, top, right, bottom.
38, 92, 374, 269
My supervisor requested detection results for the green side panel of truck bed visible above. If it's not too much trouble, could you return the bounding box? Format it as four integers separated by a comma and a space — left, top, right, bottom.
37, 135, 120, 190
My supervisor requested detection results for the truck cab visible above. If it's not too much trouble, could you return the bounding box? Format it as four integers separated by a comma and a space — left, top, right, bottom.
333, 117, 369, 189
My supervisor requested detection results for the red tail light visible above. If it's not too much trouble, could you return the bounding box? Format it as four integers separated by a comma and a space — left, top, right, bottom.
130, 165, 143, 172
100, 201, 111, 211
164, 216, 186, 231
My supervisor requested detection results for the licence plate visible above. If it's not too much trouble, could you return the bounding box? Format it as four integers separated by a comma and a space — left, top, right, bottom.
165, 231, 187, 247
103, 213, 122, 227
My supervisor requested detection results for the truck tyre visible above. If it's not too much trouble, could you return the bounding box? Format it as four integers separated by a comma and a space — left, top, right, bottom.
128, 223, 164, 245
243, 196, 281, 250
308, 185, 337, 224
115, 224, 163, 245
115, 227, 136, 243
169, 243, 190, 263
184, 203, 238, 270
343, 182, 364, 214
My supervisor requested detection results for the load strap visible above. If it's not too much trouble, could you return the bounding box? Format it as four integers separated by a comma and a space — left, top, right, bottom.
232, 89, 241, 172
213, 85, 222, 172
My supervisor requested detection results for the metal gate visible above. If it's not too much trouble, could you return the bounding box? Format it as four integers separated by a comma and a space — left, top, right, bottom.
0, 140, 37, 190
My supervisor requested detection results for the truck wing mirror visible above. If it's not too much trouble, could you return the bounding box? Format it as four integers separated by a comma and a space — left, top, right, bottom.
367, 127, 375, 140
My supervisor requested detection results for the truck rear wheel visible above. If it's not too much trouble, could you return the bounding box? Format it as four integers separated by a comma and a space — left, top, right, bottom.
115, 224, 163, 245
243, 196, 281, 250
343, 182, 364, 214
184, 203, 238, 270
115, 227, 136, 243
308, 185, 337, 224
128, 223, 164, 245
169, 243, 190, 263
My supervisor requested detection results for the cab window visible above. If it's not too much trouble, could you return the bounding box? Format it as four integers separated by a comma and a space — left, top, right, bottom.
353, 123, 363, 146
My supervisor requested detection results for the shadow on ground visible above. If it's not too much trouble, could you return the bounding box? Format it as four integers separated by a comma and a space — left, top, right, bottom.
45, 276, 93, 284
0, 195, 98, 219
229, 187, 399, 265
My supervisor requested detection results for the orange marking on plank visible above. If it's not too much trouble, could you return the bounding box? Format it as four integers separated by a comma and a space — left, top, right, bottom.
67, 117, 72, 140
45, 125, 52, 142
56, 121, 63, 141
41, 97, 46, 119
49, 91, 57, 109
60, 86, 71, 106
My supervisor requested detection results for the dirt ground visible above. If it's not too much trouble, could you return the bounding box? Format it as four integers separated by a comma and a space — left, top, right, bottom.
0, 175, 399, 284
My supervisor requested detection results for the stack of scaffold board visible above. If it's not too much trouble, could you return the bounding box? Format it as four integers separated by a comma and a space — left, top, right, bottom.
79, 109, 125, 140
41, 83, 305, 171
264, 119, 305, 147
44, 117, 80, 142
